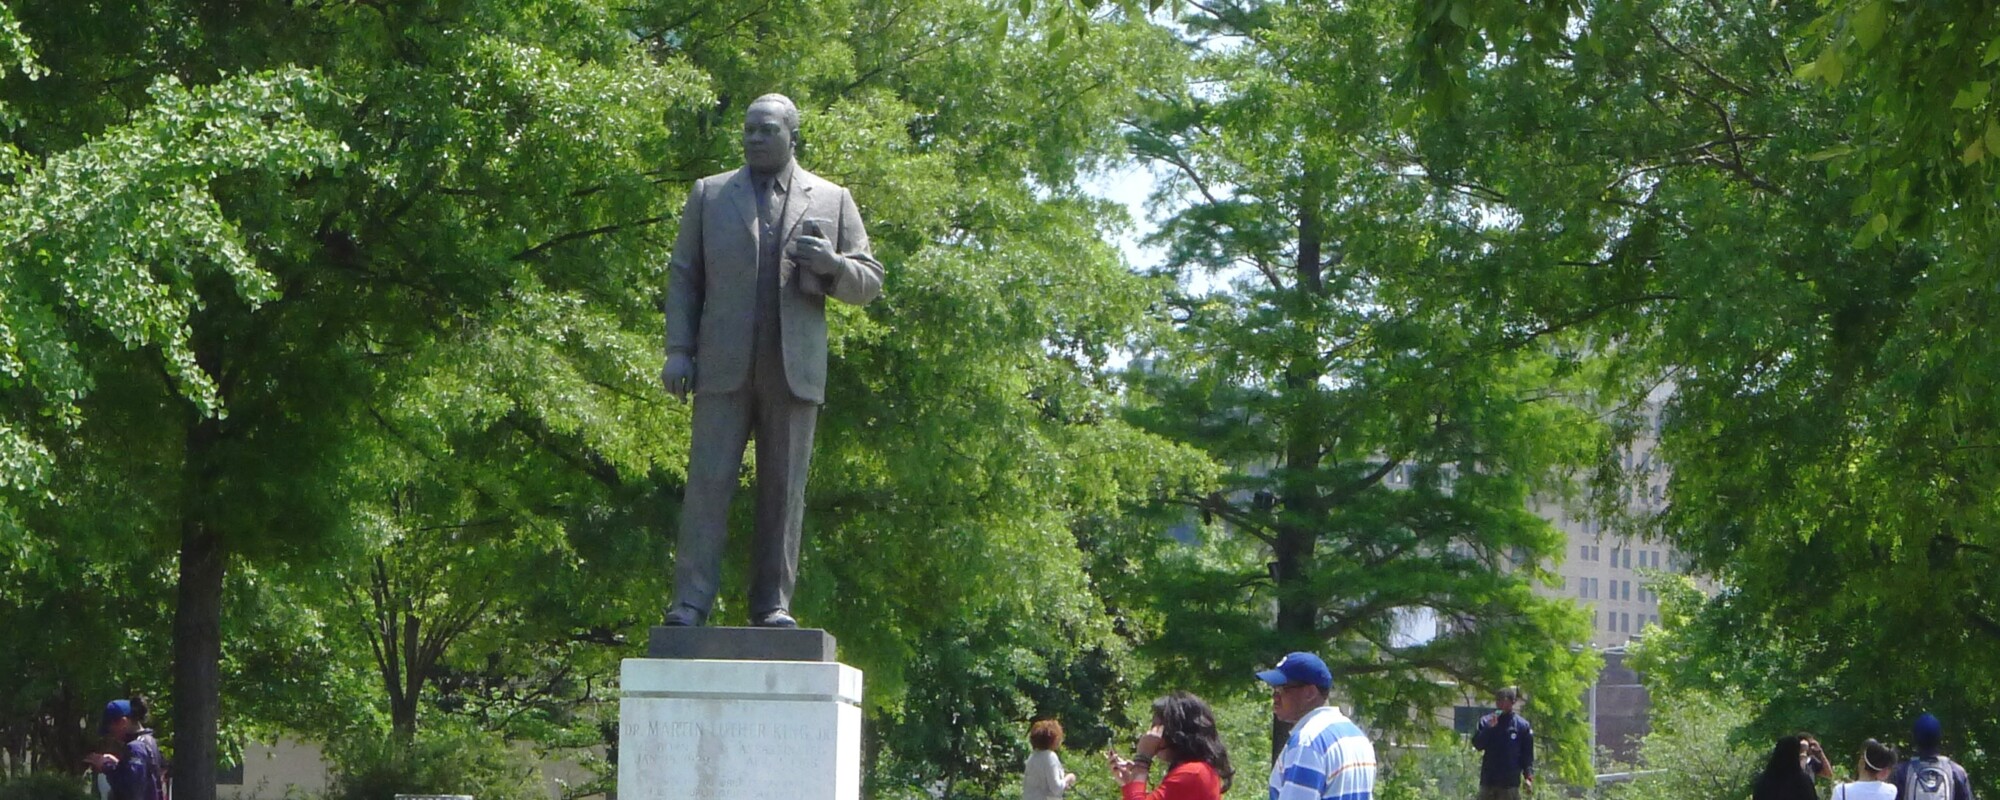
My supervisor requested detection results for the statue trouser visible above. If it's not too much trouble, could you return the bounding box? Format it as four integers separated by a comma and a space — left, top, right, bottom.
670, 341, 818, 622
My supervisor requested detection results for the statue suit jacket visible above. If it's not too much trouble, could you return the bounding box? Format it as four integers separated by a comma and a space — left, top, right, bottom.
664, 164, 884, 403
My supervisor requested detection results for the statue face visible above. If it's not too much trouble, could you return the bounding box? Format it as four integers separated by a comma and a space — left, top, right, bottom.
742, 102, 795, 173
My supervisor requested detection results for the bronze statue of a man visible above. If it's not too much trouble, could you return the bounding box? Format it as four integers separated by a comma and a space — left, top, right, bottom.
659, 94, 884, 628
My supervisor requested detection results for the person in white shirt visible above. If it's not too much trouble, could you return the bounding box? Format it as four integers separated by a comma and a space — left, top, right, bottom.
1024, 719, 1080, 800
1833, 739, 1900, 800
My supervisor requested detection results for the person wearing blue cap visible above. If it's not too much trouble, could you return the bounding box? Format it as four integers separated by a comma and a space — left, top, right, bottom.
1255, 651, 1376, 800
1886, 713, 1974, 800
85, 698, 165, 800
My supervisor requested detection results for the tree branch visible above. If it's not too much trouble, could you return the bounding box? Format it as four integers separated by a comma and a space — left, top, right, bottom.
512, 215, 671, 262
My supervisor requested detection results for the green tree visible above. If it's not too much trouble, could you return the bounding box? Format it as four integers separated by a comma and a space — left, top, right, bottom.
3, 4, 1213, 800
1115, 0, 1601, 781
0, 2, 703, 795
1392, 0, 2000, 790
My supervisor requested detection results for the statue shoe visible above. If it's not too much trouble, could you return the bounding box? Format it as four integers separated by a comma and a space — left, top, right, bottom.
662, 604, 707, 627
751, 609, 798, 628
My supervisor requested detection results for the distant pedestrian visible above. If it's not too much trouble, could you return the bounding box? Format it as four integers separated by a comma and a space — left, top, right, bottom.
1107, 692, 1233, 800
1470, 687, 1534, 799
85, 699, 165, 800
1752, 733, 1832, 800
1024, 718, 1078, 800
1831, 739, 1898, 800
1887, 713, 1974, 800
1256, 651, 1376, 800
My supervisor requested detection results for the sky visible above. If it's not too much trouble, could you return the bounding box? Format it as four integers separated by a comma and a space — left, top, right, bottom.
1080, 160, 1169, 274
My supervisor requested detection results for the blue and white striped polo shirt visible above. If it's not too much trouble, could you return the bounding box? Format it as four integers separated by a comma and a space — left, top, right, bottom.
1268, 705, 1377, 800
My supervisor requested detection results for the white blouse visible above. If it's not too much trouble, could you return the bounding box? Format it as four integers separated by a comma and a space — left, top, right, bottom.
1023, 748, 1072, 800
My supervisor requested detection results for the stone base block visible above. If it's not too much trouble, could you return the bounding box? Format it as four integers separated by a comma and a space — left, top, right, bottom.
618, 658, 862, 800
646, 626, 836, 662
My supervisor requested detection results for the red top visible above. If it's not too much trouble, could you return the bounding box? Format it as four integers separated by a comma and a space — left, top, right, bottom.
1122, 761, 1222, 800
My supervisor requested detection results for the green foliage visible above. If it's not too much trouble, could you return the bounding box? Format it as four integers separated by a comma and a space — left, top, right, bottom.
0, 2, 1213, 798
1599, 686, 1763, 800
0, 65, 344, 508
1116, 0, 1604, 782
1375, 735, 1480, 800
0, 772, 91, 800
1791, 0, 2000, 238
323, 724, 545, 800
1398, 0, 2000, 790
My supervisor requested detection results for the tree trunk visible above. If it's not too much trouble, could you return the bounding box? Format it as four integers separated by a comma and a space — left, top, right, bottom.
1273, 173, 1328, 639
1271, 173, 1327, 758
392, 612, 420, 735
172, 416, 225, 800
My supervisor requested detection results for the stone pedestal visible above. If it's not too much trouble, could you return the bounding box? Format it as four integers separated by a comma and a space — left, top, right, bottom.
618, 655, 862, 800
645, 625, 836, 661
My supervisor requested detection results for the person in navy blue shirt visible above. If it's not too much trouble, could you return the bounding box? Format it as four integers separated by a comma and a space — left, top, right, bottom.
86, 699, 165, 800
1470, 687, 1533, 799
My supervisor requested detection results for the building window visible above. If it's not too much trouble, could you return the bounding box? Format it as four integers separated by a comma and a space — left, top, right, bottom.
1622, 549, 1633, 569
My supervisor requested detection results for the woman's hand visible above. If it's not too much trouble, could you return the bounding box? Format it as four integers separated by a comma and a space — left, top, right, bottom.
1805, 739, 1833, 778
1135, 725, 1165, 759
1106, 750, 1147, 785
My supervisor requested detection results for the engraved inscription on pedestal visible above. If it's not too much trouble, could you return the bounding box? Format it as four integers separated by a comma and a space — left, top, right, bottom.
619, 659, 863, 800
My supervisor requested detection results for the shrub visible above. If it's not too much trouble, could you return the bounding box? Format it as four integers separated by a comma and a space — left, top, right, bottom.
324, 724, 545, 800
0, 772, 94, 800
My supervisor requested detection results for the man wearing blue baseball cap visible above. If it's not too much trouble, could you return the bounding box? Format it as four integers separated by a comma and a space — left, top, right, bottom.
1886, 712, 1974, 800
85, 699, 166, 800
1257, 651, 1376, 800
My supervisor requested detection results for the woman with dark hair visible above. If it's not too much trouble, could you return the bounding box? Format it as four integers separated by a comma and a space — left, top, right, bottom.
1752, 733, 1833, 800
1107, 693, 1233, 800
1831, 739, 1898, 800
1024, 719, 1078, 800
127, 694, 168, 800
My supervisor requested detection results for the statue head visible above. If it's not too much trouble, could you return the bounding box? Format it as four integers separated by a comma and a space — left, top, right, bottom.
742, 93, 800, 174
